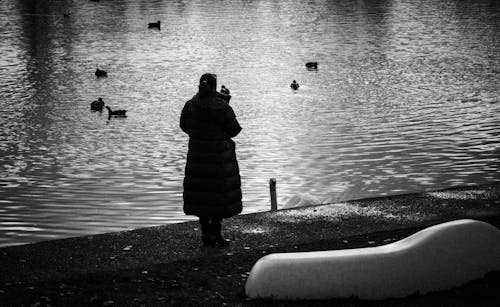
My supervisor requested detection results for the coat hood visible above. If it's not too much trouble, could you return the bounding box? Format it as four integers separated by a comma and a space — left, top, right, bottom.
190, 92, 227, 112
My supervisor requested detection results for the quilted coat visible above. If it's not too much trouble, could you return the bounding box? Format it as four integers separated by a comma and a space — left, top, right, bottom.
180, 91, 242, 218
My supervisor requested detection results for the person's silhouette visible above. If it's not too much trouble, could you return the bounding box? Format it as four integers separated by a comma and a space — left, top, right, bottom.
180, 73, 242, 247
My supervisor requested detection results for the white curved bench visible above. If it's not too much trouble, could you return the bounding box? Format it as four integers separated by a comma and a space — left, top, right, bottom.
245, 219, 500, 300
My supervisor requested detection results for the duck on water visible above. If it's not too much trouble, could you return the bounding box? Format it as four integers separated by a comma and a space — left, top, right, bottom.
305, 62, 318, 70
90, 97, 105, 111
95, 68, 107, 77
148, 21, 160, 30
106, 106, 127, 119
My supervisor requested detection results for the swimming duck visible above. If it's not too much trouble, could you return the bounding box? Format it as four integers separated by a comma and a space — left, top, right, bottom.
148, 21, 161, 30
95, 68, 107, 77
90, 97, 105, 111
305, 62, 318, 69
106, 106, 127, 118
63, 13, 70, 18
290, 80, 299, 90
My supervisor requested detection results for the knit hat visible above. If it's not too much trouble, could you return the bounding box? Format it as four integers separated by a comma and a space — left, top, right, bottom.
199, 73, 217, 90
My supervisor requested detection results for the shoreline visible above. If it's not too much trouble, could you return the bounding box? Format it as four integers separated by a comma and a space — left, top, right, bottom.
2, 182, 496, 249
1, 183, 499, 306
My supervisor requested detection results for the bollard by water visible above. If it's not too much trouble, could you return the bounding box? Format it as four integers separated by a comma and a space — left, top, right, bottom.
269, 178, 277, 212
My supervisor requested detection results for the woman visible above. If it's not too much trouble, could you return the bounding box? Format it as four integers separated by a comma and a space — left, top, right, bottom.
180, 73, 242, 247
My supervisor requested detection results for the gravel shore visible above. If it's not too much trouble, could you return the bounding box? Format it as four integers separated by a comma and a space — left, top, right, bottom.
1, 183, 499, 306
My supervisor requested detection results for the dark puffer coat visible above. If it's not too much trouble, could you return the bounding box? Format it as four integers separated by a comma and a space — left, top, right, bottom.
180, 92, 242, 218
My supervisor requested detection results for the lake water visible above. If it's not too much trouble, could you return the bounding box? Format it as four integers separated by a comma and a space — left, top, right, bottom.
0, 0, 499, 247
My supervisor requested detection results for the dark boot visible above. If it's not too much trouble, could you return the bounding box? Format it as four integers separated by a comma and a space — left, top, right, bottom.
211, 218, 230, 247
200, 217, 216, 247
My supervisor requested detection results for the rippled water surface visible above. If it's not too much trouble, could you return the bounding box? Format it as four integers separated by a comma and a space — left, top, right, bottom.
0, 0, 499, 246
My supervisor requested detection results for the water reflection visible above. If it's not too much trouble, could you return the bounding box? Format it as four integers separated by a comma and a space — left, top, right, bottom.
0, 0, 499, 246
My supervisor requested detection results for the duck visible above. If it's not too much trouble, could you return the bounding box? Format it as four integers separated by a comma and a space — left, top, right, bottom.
148, 21, 161, 30
305, 62, 318, 69
290, 80, 299, 90
90, 97, 105, 111
95, 68, 107, 77
220, 85, 230, 95
63, 13, 70, 18
106, 106, 127, 118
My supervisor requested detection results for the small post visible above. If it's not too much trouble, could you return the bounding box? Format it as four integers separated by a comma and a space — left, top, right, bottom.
269, 178, 277, 212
